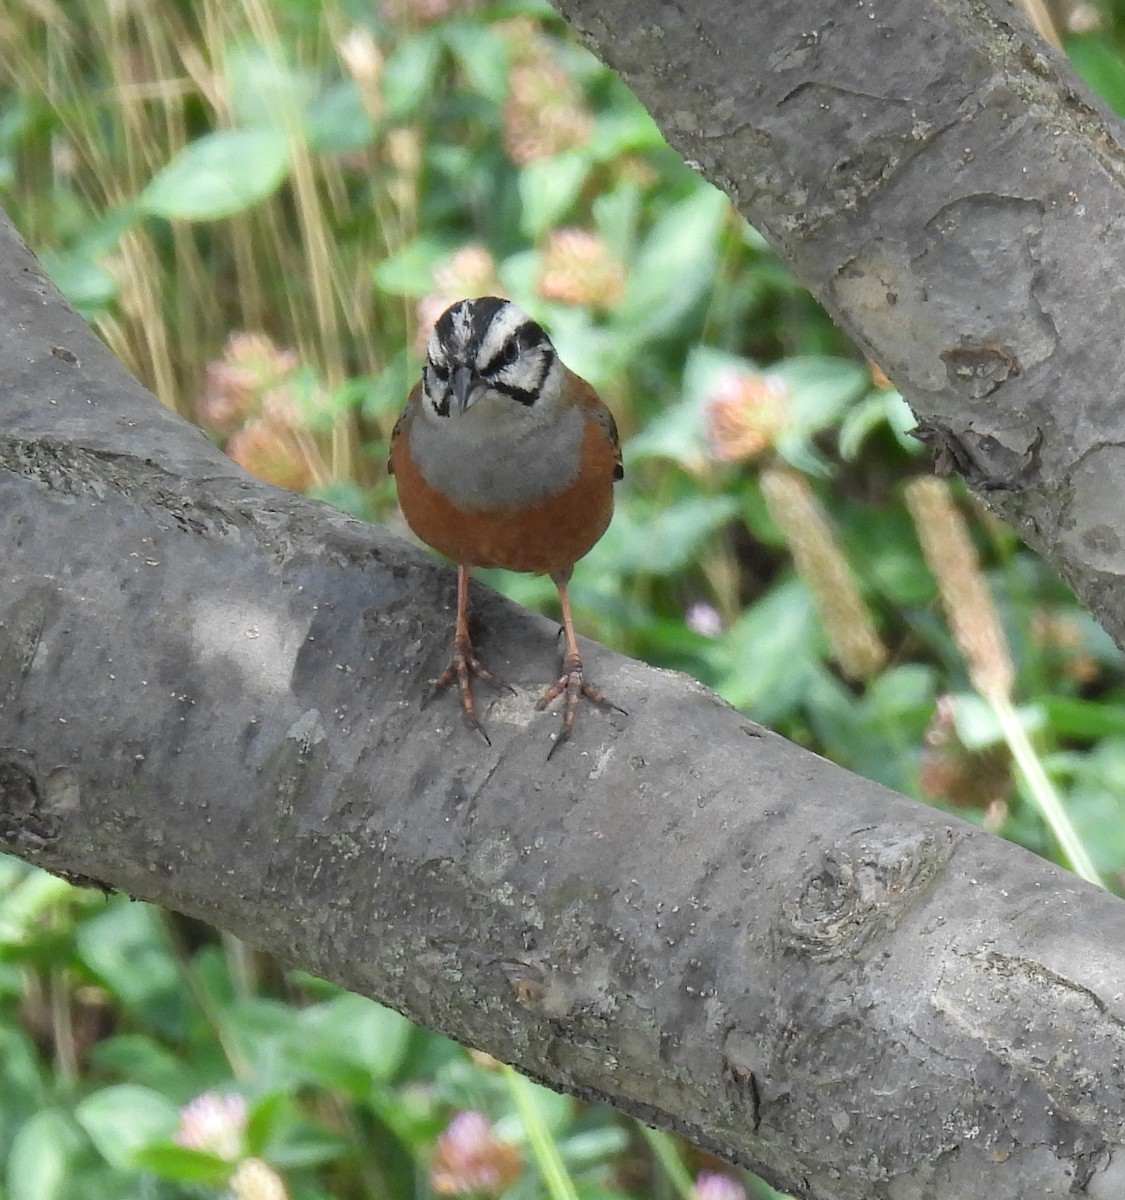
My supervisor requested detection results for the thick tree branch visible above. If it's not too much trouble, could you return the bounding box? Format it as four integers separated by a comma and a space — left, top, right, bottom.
2, 198, 1125, 1199
551, 0, 1125, 650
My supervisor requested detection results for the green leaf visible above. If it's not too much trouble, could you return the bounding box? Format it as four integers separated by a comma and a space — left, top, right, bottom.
0, 851, 32, 889
715, 580, 823, 722
593, 183, 642, 262
846, 507, 936, 607
596, 495, 738, 576
839, 390, 894, 460
373, 235, 458, 297
445, 22, 509, 102
1047, 740, 1125, 874
244, 1091, 294, 1157
75, 902, 185, 1036
37, 250, 117, 314
305, 80, 377, 151
519, 151, 589, 240
383, 33, 443, 120
478, 567, 558, 610
74, 1085, 180, 1169
0, 97, 35, 154
265, 1125, 350, 1169
588, 107, 666, 160
33, 206, 138, 319
866, 664, 938, 723
222, 998, 300, 1086
623, 394, 705, 469
131, 1143, 233, 1185
289, 995, 413, 1094
0, 1026, 46, 1112
365, 350, 418, 419
804, 670, 897, 784
140, 129, 291, 221
309, 480, 376, 521
0, 867, 76, 946
804, 665, 935, 790
497, 247, 542, 307
617, 184, 729, 340
0, 958, 21, 1000
1067, 36, 1125, 116
558, 1126, 629, 1167
772, 356, 870, 474
488, 0, 554, 15
87, 1034, 196, 1098
225, 45, 316, 132
845, 384, 924, 456
773, 356, 869, 429
1042, 696, 1125, 741
7, 1110, 78, 1200
283, 970, 343, 999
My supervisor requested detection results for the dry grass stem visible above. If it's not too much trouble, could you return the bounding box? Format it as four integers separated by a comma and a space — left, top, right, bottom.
905, 477, 1014, 701
761, 467, 887, 681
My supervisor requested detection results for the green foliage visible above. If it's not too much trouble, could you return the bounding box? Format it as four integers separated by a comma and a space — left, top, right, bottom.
141, 130, 293, 221
3, 0, 1125, 1195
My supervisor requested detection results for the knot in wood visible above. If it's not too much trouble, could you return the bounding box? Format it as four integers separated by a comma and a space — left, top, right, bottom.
780, 828, 957, 961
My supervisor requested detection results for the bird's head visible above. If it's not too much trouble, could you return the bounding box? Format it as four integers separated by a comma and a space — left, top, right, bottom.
420, 297, 563, 424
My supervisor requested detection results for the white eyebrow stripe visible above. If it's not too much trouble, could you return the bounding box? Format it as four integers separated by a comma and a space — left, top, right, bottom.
477, 302, 530, 368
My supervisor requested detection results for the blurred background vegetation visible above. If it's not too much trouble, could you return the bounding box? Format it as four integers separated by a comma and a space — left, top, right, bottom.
2, 0, 1125, 1196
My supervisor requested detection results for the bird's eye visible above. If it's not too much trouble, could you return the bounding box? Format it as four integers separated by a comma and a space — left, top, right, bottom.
501, 339, 520, 366
429, 361, 450, 382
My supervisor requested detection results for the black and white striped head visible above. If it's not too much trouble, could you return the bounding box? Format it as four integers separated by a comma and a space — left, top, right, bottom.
421, 297, 562, 423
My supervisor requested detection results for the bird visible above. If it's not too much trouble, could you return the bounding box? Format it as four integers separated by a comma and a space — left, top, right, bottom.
388, 296, 623, 755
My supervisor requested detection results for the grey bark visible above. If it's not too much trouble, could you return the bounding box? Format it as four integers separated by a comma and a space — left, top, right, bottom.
2, 214, 1125, 1198
550, 0, 1125, 648
3, 0, 1125, 1196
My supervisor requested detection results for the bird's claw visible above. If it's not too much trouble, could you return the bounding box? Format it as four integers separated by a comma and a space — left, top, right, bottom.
537, 655, 623, 759
428, 637, 511, 743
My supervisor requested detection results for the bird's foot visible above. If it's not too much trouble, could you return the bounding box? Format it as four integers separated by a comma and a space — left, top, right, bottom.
537, 654, 624, 759
429, 637, 511, 745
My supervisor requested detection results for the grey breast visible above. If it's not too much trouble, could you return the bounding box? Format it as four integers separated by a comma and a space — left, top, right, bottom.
409, 402, 585, 513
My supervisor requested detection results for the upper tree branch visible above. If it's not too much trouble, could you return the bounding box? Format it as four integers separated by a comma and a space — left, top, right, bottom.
551, 0, 1125, 649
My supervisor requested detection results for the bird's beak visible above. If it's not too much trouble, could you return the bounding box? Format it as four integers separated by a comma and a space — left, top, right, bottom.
451, 365, 480, 413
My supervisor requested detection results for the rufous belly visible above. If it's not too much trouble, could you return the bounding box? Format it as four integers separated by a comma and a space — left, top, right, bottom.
392, 417, 616, 575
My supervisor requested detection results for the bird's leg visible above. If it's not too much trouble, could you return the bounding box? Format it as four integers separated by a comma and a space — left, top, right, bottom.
538, 570, 621, 757
431, 565, 506, 743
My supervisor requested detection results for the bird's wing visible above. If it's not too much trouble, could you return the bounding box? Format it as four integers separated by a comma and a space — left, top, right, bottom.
387, 381, 422, 475
570, 371, 624, 482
